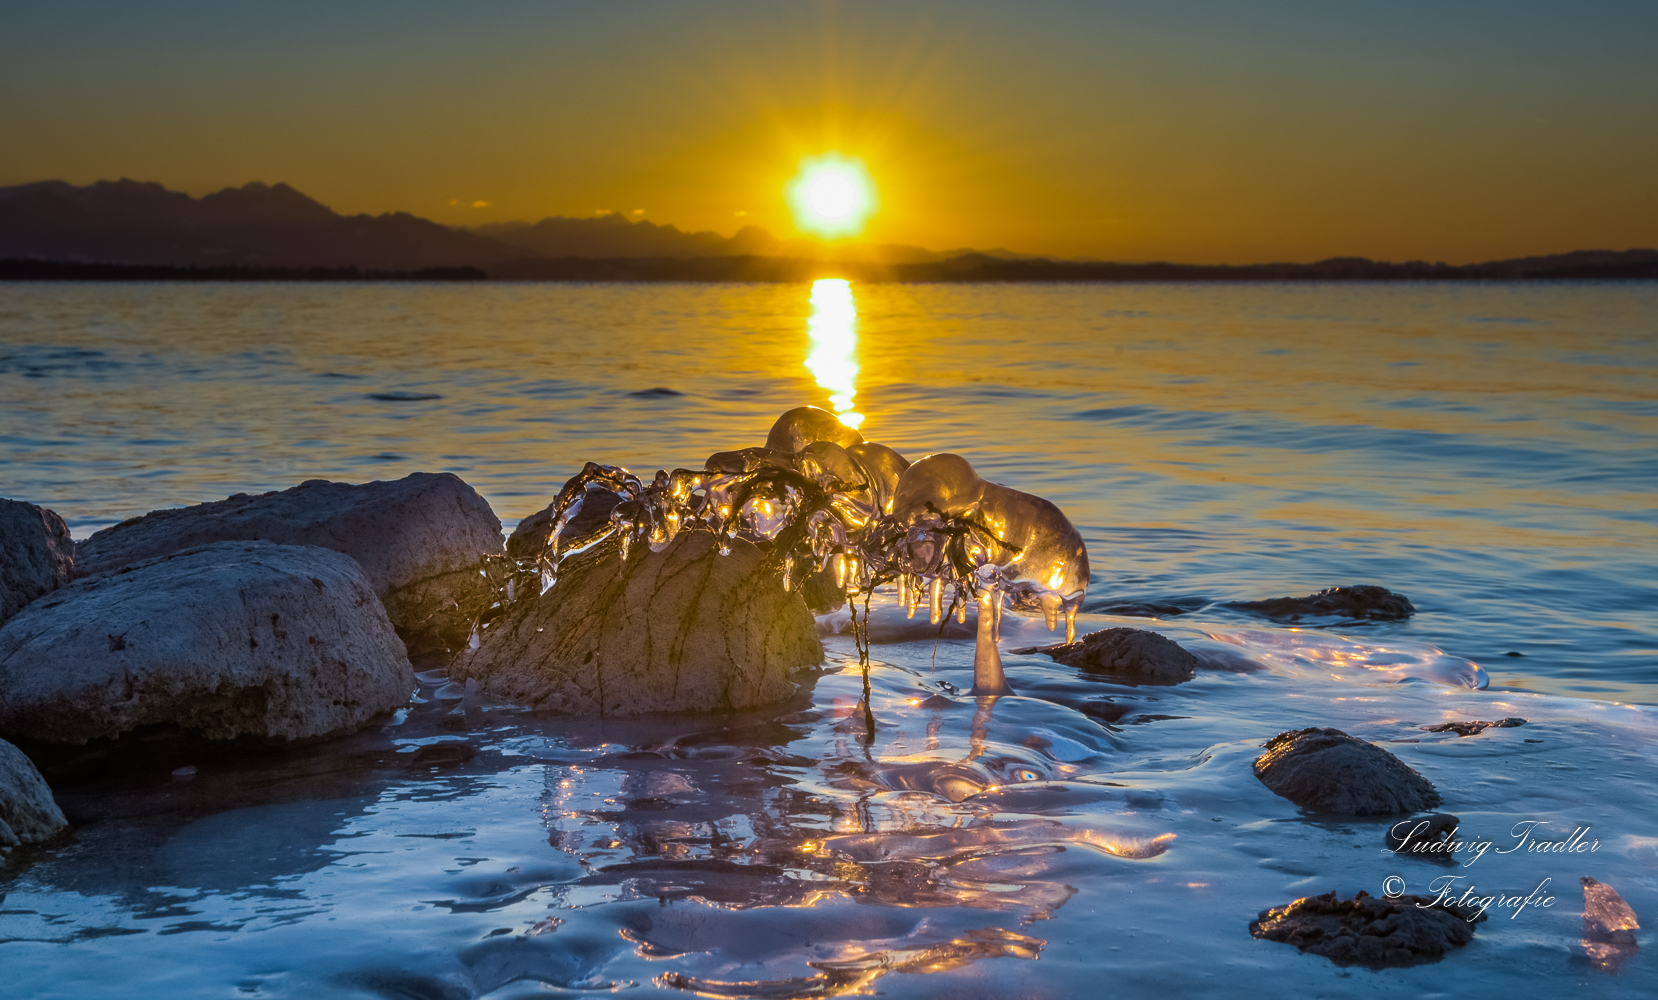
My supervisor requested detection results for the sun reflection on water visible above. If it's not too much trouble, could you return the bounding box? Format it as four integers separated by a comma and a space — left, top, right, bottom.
805, 278, 864, 430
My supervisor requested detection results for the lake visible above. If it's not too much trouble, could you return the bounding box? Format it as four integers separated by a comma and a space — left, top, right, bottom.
2, 280, 1655, 997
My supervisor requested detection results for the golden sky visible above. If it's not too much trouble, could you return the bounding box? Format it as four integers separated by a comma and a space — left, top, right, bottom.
3, 1, 1655, 263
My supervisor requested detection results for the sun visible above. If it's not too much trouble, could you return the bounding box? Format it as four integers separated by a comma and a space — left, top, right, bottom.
786, 154, 877, 239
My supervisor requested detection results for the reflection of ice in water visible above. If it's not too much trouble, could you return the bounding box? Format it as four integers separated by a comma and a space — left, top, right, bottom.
805, 278, 863, 430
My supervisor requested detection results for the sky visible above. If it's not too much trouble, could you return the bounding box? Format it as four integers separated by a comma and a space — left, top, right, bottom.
3, 0, 1655, 264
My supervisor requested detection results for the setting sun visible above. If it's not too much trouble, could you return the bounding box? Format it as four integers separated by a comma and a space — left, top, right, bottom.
786, 154, 877, 239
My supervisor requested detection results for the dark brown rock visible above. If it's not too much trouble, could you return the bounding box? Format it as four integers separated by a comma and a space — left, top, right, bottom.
1234, 585, 1415, 622
1014, 627, 1197, 684
1250, 890, 1484, 968
74, 473, 502, 657
1255, 727, 1441, 815
456, 529, 821, 715
1421, 717, 1525, 737
0, 499, 75, 626
1581, 876, 1640, 973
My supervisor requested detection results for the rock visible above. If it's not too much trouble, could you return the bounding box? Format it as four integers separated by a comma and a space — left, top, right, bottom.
1421, 718, 1525, 737
1234, 585, 1415, 622
0, 541, 413, 745
1581, 876, 1640, 973
1250, 890, 1484, 968
0, 737, 68, 845
1254, 727, 1441, 815
1013, 628, 1197, 684
0, 499, 76, 626
1386, 813, 1461, 854
74, 473, 503, 656
457, 530, 820, 715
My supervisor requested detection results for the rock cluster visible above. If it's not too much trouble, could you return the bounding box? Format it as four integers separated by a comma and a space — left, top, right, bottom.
1250, 890, 1484, 968
1014, 627, 1198, 684
1234, 585, 1416, 622
0, 541, 414, 744
75, 473, 502, 656
0, 499, 76, 626
457, 530, 820, 715
0, 737, 68, 845
1254, 727, 1441, 815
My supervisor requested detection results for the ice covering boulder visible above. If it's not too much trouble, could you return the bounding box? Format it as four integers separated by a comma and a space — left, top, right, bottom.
1250, 890, 1484, 968
0, 541, 413, 744
1254, 727, 1441, 815
74, 473, 503, 656
457, 530, 821, 715
1014, 627, 1197, 684
0, 498, 76, 627
0, 737, 68, 846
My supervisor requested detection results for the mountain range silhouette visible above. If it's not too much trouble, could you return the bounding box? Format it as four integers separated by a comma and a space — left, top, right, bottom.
2, 179, 1654, 281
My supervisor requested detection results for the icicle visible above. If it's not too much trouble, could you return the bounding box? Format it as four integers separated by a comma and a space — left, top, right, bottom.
956, 594, 967, 624
468, 629, 481, 650
834, 552, 847, 589
1041, 592, 1061, 632
539, 567, 554, 594
780, 557, 794, 592
504, 578, 516, 602
618, 530, 632, 563
929, 576, 944, 625
1065, 604, 1078, 644
992, 589, 1003, 642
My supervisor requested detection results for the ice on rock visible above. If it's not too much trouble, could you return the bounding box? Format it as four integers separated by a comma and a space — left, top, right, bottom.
482, 407, 1090, 704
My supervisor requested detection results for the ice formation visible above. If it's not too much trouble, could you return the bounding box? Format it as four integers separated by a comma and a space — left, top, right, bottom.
488, 406, 1090, 699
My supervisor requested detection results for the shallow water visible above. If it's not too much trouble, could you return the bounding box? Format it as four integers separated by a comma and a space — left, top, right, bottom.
2, 281, 1656, 996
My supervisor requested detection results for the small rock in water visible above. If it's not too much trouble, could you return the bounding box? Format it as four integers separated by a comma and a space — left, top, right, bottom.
1385, 813, 1460, 854
1421, 717, 1526, 737
1233, 584, 1415, 622
1250, 890, 1484, 968
1014, 628, 1197, 684
0, 498, 76, 627
0, 540, 414, 745
1254, 727, 1441, 815
0, 737, 69, 845
1581, 876, 1640, 973
457, 530, 820, 715
171, 765, 197, 779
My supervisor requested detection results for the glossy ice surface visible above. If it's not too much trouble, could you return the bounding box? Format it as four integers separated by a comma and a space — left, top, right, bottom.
1, 280, 1655, 997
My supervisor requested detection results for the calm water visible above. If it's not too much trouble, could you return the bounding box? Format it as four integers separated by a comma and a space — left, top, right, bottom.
1, 281, 1656, 997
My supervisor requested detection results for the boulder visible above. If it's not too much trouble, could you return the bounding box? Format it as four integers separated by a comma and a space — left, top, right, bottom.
1581, 876, 1640, 973
0, 738, 68, 846
1234, 585, 1415, 622
0, 541, 413, 744
457, 530, 821, 715
1014, 627, 1197, 684
1250, 890, 1484, 968
0, 498, 76, 626
1254, 727, 1441, 815
74, 473, 503, 656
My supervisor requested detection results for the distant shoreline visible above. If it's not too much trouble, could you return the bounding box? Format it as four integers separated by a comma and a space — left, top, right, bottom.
4, 256, 1657, 283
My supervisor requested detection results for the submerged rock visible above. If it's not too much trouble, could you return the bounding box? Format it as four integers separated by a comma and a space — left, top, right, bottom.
1234, 585, 1415, 622
1422, 717, 1525, 737
1250, 890, 1484, 968
0, 498, 76, 626
458, 530, 820, 715
0, 737, 68, 845
74, 473, 503, 657
1581, 876, 1641, 973
1385, 813, 1461, 854
0, 541, 413, 745
1013, 628, 1197, 684
1254, 727, 1441, 815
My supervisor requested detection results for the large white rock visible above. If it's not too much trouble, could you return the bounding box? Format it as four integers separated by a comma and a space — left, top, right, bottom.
74, 473, 503, 657
0, 541, 414, 745
457, 530, 821, 715
0, 737, 68, 846
0, 498, 76, 626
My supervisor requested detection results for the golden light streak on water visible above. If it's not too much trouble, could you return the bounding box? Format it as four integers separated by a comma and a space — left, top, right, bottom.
805, 278, 864, 429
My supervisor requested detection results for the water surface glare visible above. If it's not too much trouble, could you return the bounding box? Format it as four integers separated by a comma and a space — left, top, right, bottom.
1, 281, 1655, 997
